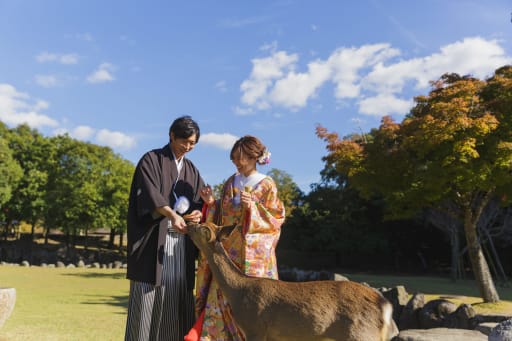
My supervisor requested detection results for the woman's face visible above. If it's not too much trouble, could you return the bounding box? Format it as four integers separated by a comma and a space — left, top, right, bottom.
232, 152, 256, 177
170, 133, 197, 159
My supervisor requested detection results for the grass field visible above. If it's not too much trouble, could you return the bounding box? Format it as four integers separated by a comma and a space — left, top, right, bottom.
0, 266, 128, 341
0, 265, 511, 340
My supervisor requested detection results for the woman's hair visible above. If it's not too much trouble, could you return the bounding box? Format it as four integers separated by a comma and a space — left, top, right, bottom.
230, 135, 267, 165
169, 115, 200, 142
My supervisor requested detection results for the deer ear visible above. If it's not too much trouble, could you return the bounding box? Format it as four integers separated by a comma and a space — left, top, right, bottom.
216, 224, 237, 241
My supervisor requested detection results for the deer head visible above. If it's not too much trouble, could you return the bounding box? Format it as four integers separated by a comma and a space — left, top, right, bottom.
187, 222, 237, 247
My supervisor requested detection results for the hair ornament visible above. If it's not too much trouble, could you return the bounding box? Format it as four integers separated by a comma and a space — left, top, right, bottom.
257, 149, 271, 165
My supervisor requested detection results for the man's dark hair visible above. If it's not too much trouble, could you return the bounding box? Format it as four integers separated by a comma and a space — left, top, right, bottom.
169, 115, 200, 142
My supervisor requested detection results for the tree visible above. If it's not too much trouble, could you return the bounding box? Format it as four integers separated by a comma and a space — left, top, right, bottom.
317, 66, 512, 303
266, 168, 303, 217
94, 149, 134, 250
44, 135, 101, 248
0, 136, 23, 228
4, 124, 51, 240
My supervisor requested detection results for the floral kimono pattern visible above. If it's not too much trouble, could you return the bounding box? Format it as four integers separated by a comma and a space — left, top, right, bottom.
194, 173, 285, 340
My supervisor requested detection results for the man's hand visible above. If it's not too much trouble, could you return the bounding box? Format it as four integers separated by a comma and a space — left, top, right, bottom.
170, 213, 187, 233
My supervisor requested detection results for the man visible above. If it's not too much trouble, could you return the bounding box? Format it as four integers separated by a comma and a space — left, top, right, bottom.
125, 116, 205, 341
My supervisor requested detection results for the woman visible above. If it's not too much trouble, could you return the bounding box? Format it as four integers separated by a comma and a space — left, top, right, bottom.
193, 135, 285, 340
124, 116, 205, 341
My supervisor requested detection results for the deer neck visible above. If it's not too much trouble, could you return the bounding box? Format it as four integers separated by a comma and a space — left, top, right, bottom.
203, 241, 248, 300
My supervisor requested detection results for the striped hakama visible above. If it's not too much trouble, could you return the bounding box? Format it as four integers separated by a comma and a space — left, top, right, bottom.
125, 225, 195, 341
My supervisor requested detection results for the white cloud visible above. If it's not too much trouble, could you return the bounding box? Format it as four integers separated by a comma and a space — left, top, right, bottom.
215, 80, 228, 93
219, 15, 270, 28
260, 41, 278, 52
233, 106, 254, 116
363, 37, 510, 94
240, 51, 298, 109
359, 94, 413, 116
120, 35, 136, 45
36, 52, 79, 64
0, 84, 58, 128
76, 33, 93, 41
239, 37, 512, 117
0, 83, 137, 152
201, 133, 239, 150
87, 63, 116, 84
72, 125, 96, 140
328, 44, 400, 99
95, 129, 136, 150
270, 59, 331, 109
35, 74, 59, 88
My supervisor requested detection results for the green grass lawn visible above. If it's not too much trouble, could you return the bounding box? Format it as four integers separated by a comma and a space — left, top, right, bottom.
0, 266, 129, 341
0, 266, 511, 340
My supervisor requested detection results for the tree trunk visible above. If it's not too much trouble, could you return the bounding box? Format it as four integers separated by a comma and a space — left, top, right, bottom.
118, 231, 124, 253
44, 225, 50, 245
84, 227, 88, 251
109, 228, 115, 249
449, 227, 460, 282
464, 207, 500, 302
31, 221, 35, 241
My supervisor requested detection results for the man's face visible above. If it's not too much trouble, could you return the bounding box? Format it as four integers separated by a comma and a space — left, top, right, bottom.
170, 133, 197, 158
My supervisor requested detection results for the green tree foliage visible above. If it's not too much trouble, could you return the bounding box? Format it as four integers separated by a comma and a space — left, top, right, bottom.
0, 122, 135, 252
44, 135, 135, 249
209, 168, 303, 220
266, 168, 303, 217
317, 66, 512, 303
278, 158, 394, 269
4, 124, 52, 239
0, 136, 22, 217
95, 150, 134, 249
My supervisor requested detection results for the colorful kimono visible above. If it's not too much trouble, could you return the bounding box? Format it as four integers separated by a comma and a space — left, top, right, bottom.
195, 172, 285, 340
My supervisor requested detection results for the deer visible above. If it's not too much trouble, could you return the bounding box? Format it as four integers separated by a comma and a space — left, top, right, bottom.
187, 222, 399, 341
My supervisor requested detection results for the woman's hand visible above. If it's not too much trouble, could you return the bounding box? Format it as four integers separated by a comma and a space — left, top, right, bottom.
200, 185, 215, 206
240, 190, 252, 210
183, 209, 202, 224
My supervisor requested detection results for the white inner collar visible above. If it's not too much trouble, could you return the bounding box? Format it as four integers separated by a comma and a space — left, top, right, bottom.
234, 172, 266, 191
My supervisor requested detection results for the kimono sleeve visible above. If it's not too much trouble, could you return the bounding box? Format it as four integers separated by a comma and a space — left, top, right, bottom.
244, 177, 285, 234
132, 152, 169, 219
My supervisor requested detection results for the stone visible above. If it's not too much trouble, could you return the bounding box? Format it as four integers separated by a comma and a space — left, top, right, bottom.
382, 285, 409, 322
474, 322, 498, 335
418, 299, 457, 329
334, 273, 349, 281
399, 292, 425, 330
393, 327, 487, 341
0, 287, 16, 329
489, 318, 512, 341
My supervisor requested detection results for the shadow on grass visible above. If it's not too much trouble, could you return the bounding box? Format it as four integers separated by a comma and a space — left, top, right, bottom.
58, 272, 130, 314
60, 271, 127, 280
81, 294, 129, 313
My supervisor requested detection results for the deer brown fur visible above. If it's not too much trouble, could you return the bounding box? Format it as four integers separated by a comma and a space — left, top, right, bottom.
188, 222, 399, 341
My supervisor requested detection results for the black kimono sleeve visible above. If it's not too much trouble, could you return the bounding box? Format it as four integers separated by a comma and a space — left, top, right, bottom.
126, 150, 170, 284
133, 151, 169, 219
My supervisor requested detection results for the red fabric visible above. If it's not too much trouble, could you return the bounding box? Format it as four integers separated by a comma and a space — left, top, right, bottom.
201, 203, 208, 223
184, 309, 205, 341
185, 204, 207, 341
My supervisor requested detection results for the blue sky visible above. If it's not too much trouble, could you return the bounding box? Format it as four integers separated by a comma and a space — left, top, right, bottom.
1, 1, 511, 192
